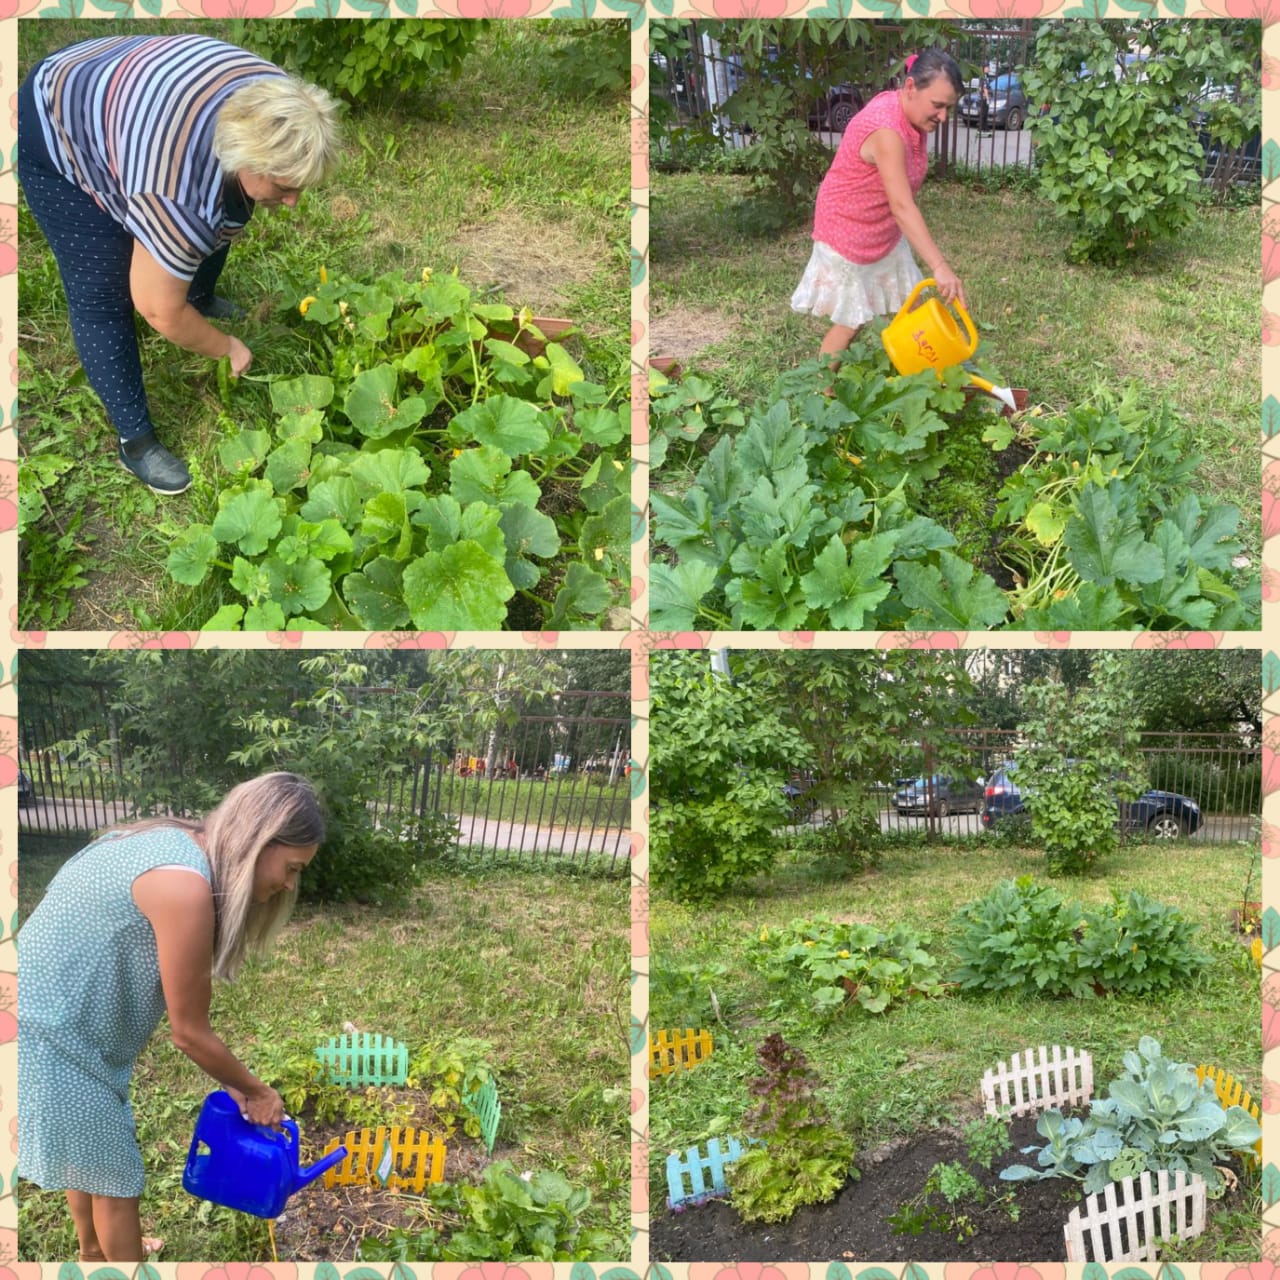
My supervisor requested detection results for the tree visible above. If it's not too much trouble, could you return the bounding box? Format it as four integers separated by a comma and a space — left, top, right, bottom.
1013, 652, 1144, 875
1025, 20, 1260, 263
739, 650, 974, 857
649, 651, 810, 902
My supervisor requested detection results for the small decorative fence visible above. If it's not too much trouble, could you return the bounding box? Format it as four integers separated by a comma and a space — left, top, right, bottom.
666, 1136, 747, 1210
1197, 1063, 1261, 1163
1063, 1169, 1206, 1263
321, 1126, 448, 1193
981, 1045, 1094, 1119
315, 1033, 409, 1088
649, 1028, 714, 1079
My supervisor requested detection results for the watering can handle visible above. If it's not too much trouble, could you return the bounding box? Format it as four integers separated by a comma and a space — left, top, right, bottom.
912, 277, 979, 359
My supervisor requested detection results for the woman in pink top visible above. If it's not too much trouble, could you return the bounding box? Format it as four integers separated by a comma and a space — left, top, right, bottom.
791, 48, 967, 363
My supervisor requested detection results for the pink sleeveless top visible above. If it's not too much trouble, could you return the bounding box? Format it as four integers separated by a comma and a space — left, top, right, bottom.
812, 89, 928, 265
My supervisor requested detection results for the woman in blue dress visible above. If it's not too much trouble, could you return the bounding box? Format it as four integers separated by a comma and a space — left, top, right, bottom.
18, 771, 325, 1261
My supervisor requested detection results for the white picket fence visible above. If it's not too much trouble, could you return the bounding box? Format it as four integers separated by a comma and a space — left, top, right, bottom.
1064, 1169, 1207, 1262
981, 1044, 1094, 1118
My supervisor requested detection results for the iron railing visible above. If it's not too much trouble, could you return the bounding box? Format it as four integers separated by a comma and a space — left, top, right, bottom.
18, 686, 630, 874
785, 727, 1259, 843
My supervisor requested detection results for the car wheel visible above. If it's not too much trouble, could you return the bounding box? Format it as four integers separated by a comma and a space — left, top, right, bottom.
936, 799, 950, 818
1147, 812, 1186, 840
1005, 106, 1024, 131
828, 95, 861, 132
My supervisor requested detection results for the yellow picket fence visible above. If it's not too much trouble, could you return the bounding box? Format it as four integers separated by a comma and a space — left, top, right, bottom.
649, 1028, 713, 1078
320, 1125, 448, 1192
1196, 1064, 1262, 1163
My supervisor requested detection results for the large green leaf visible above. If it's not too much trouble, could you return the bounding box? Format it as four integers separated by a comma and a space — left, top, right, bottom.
263, 555, 332, 617
349, 447, 432, 498
450, 446, 541, 509
894, 552, 1010, 628
1063, 484, 1164, 587
547, 562, 613, 626
402, 542, 514, 629
276, 407, 326, 444
579, 494, 629, 566
269, 373, 335, 416
452, 395, 551, 456
343, 364, 426, 438
649, 561, 718, 629
264, 439, 313, 494
299, 476, 362, 526
411, 494, 506, 562
499, 503, 560, 589
211, 487, 283, 556
218, 429, 271, 476
361, 491, 414, 559
343, 557, 411, 629
800, 533, 897, 630
727, 541, 808, 630
544, 342, 585, 396
167, 525, 219, 586
1020, 581, 1129, 629
576, 405, 627, 447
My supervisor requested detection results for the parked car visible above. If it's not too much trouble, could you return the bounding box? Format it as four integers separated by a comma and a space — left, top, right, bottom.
960, 72, 1029, 131
18, 770, 33, 807
893, 774, 985, 818
981, 761, 1202, 839
809, 84, 865, 133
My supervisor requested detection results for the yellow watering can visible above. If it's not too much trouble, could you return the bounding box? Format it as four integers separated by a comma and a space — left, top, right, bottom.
881, 278, 1018, 413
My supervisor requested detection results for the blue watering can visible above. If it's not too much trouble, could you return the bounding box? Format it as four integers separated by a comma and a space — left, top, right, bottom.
183, 1090, 349, 1219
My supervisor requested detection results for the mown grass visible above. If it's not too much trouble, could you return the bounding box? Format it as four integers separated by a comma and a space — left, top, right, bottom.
648, 838, 1260, 1258
18, 20, 630, 630
649, 168, 1260, 558
17, 847, 631, 1262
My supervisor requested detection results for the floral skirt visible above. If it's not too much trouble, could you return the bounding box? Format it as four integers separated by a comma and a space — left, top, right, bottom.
790, 236, 923, 330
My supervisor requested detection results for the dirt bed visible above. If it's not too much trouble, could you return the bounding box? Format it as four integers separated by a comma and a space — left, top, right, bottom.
649, 1113, 1245, 1264
269, 1087, 517, 1262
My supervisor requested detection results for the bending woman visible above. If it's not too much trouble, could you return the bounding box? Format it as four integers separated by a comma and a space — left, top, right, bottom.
18, 34, 341, 494
791, 47, 967, 365
18, 772, 324, 1261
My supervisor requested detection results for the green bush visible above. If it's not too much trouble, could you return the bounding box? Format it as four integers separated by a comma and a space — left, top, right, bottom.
238, 19, 485, 106
649, 652, 810, 902
545, 21, 629, 99
1024, 21, 1260, 263
1013, 652, 1144, 874
755, 916, 942, 1021
1001, 1037, 1261, 1195
950, 877, 1208, 998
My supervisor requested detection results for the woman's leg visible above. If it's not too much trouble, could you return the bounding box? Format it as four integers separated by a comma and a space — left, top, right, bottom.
820, 323, 862, 358
66, 1189, 106, 1260
17, 77, 156, 446
89, 1194, 144, 1261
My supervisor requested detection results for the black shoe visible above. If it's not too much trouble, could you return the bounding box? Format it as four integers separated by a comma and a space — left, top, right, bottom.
118, 433, 193, 495
189, 295, 246, 321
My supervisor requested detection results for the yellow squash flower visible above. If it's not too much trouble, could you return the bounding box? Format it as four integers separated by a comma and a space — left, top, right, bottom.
299, 296, 317, 316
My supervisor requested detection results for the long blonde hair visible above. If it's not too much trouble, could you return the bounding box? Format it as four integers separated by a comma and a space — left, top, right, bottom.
117, 772, 325, 980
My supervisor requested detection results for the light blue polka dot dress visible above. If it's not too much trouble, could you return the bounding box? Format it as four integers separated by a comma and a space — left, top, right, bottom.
18, 826, 211, 1197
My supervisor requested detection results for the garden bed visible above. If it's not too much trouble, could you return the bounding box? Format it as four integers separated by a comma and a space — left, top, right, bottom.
649, 1113, 1248, 1263
271, 1087, 511, 1261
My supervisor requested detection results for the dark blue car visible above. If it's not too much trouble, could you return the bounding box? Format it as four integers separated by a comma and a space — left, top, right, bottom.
981, 761, 1201, 840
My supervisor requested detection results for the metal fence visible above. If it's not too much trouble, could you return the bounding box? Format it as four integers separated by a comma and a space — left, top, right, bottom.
787, 727, 1260, 843
19, 686, 630, 874
651, 23, 1258, 185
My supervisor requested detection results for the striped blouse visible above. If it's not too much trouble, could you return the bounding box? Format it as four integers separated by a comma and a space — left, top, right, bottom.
31, 34, 285, 280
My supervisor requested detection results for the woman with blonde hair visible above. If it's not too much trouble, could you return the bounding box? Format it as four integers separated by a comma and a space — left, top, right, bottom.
18, 772, 325, 1262
18, 34, 342, 494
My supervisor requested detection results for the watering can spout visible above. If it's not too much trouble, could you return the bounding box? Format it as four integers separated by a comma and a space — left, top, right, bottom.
294, 1145, 349, 1192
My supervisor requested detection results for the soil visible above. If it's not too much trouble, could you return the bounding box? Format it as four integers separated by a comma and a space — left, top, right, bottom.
650, 304, 741, 368
649, 1114, 1246, 1264
267, 1087, 518, 1262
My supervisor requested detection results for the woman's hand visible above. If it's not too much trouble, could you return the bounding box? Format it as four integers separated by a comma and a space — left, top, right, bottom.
932, 261, 967, 310
227, 335, 254, 377
239, 1083, 286, 1128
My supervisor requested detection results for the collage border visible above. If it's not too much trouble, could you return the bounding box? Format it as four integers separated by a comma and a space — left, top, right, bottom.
1, 6, 1275, 1278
